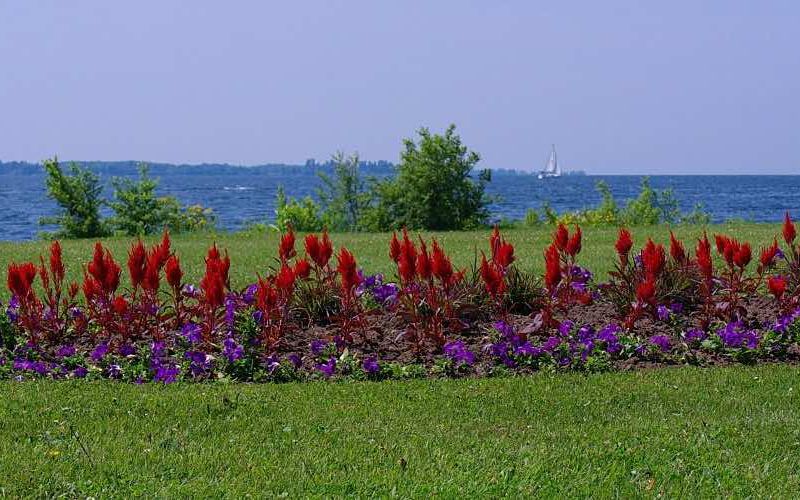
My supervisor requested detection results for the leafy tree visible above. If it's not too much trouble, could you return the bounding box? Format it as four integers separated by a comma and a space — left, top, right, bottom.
40, 157, 109, 238
273, 186, 324, 232
373, 125, 492, 230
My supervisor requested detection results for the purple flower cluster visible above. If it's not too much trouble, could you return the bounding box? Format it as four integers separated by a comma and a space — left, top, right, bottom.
357, 272, 399, 306
718, 321, 760, 349
443, 340, 475, 366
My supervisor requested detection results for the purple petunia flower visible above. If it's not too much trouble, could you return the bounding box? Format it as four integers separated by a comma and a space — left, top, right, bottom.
242, 283, 258, 305
151, 341, 166, 357
558, 320, 574, 337
186, 351, 214, 376
316, 357, 336, 377
225, 295, 236, 327
181, 322, 203, 343
107, 364, 123, 379
362, 357, 380, 374
263, 354, 281, 374
223, 336, 244, 363
372, 283, 399, 306
183, 284, 199, 297
310, 339, 328, 356
72, 366, 88, 378
90, 342, 110, 362
684, 328, 707, 343
443, 340, 475, 366
119, 344, 137, 357
286, 353, 302, 369
6, 295, 19, 323
542, 336, 562, 353
56, 345, 76, 358
153, 363, 180, 383
718, 321, 760, 349
656, 305, 671, 322
669, 302, 684, 314
514, 342, 542, 358
649, 335, 671, 352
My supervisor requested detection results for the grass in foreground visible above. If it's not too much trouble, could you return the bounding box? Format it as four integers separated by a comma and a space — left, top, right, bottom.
2, 365, 800, 496
0, 222, 782, 299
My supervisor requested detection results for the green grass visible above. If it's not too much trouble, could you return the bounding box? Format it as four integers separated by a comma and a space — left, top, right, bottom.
2, 365, 800, 496
0, 222, 783, 299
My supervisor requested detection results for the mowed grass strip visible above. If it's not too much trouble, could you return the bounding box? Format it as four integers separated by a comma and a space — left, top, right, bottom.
1, 365, 800, 496
0, 222, 782, 299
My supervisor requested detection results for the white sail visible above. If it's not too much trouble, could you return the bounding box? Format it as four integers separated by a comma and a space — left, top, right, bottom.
538, 144, 561, 178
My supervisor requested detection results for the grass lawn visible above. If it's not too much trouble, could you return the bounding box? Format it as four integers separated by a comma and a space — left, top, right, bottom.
2, 365, 800, 496
0, 223, 795, 496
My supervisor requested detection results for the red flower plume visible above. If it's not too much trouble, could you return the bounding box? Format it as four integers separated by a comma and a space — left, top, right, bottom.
636, 279, 656, 304
768, 275, 786, 299
293, 258, 311, 280
554, 223, 569, 251
127, 240, 147, 289
49, 241, 65, 283
566, 225, 582, 257
480, 253, 505, 298
615, 228, 633, 259
279, 227, 296, 262
337, 247, 360, 293
275, 264, 296, 295
431, 239, 454, 284
201, 244, 228, 308
165, 254, 183, 290
389, 232, 402, 263
733, 242, 751, 269
696, 233, 713, 279
416, 239, 432, 281
669, 232, 686, 264
641, 239, 665, 278
7, 262, 37, 300
784, 212, 796, 246
88, 243, 120, 295
544, 243, 562, 290
760, 239, 779, 268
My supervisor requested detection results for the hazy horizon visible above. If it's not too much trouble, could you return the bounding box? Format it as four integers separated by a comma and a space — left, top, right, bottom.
1, 1, 798, 174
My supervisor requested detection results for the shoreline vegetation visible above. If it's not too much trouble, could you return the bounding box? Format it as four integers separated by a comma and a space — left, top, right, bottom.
27, 125, 717, 242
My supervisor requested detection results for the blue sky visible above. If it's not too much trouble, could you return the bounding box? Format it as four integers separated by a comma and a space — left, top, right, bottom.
1, 1, 797, 174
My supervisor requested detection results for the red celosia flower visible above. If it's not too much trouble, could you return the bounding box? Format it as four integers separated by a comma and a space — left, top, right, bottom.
768, 275, 787, 299
416, 239, 432, 281
760, 239, 779, 268
256, 276, 277, 311
669, 232, 686, 264
165, 255, 183, 290
293, 258, 311, 279
566, 225, 582, 257
783, 212, 796, 246
480, 253, 505, 298
68, 282, 79, 299
495, 241, 515, 269
88, 243, 121, 295
279, 227, 296, 262
337, 247, 360, 292
636, 279, 656, 303
49, 241, 65, 283
554, 223, 569, 251
142, 251, 162, 292
275, 264, 296, 295
544, 243, 562, 290
696, 233, 713, 279
201, 244, 228, 308
714, 234, 729, 255
397, 229, 417, 283
431, 239, 454, 284
305, 232, 333, 268
7, 262, 37, 300
389, 232, 402, 263
733, 242, 751, 269
112, 296, 128, 315
489, 225, 501, 256
82, 274, 101, 303
615, 228, 633, 259
641, 239, 665, 278
156, 230, 172, 268
127, 240, 147, 289
320, 231, 333, 267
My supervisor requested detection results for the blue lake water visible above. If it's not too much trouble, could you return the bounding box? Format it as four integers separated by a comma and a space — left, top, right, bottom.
1, 165, 798, 241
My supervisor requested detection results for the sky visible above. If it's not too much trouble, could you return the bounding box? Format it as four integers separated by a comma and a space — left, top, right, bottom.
0, 1, 798, 174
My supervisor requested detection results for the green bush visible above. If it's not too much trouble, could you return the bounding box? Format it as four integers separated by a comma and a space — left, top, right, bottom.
317, 152, 373, 232
108, 165, 215, 236
274, 187, 325, 232
39, 157, 109, 239
372, 125, 492, 230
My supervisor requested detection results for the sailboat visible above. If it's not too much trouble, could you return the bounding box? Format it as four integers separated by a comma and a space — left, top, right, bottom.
537, 144, 562, 179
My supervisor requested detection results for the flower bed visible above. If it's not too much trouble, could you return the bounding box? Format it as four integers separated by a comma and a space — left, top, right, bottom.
3, 216, 800, 384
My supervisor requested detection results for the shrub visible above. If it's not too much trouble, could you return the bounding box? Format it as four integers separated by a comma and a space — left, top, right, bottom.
274, 186, 325, 232
40, 157, 109, 238
109, 165, 216, 236
373, 125, 492, 230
